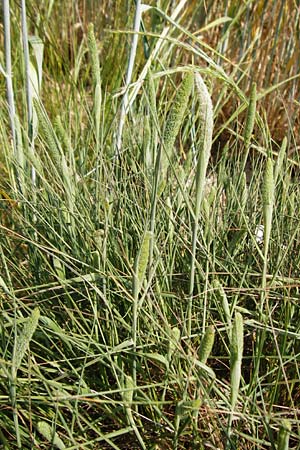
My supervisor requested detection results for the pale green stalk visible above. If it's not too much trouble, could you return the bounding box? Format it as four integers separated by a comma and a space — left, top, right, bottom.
116, 0, 143, 156
11, 307, 40, 449
144, 70, 158, 173
262, 157, 275, 304
27, 35, 43, 204
3, 0, 16, 156
132, 231, 151, 385
239, 82, 256, 187
187, 72, 213, 337
0, 247, 21, 448
21, 0, 35, 187
213, 279, 231, 339
148, 162, 159, 274
226, 312, 244, 448
247, 157, 276, 404
14, 115, 26, 196
87, 24, 102, 169
122, 375, 146, 449
240, 172, 248, 216
126, 0, 188, 111
277, 419, 291, 450
230, 312, 244, 410
252, 157, 275, 394
149, 72, 193, 274
3, 0, 21, 197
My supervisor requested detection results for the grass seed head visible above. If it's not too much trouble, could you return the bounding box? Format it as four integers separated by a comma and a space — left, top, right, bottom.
134, 231, 152, 295
123, 375, 135, 406
263, 157, 275, 207
87, 23, 101, 86
213, 279, 231, 334
168, 326, 181, 358
274, 136, 287, 184
193, 72, 214, 212
198, 325, 215, 364
161, 72, 194, 182
231, 312, 244, 361
194, 72, 213, 161
34, 99, 62, 170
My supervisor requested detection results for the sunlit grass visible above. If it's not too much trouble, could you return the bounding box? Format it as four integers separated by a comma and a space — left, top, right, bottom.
0, 1, 299, 449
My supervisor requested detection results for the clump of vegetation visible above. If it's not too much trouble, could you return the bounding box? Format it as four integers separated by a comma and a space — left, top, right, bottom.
0, 1, 299, 449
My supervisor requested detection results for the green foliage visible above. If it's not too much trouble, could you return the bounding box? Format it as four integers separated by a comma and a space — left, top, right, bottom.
0, 1, 299, 449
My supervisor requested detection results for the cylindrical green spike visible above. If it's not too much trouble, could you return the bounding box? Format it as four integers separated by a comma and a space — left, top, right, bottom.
160, 72, 194, 184
198, 325, 215, 364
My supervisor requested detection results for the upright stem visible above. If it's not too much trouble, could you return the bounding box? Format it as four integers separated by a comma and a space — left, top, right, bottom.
116, 0, 142, 156
20, 0, 36, 188
126, 0, 188, 112
187, 73, 213, 338
3, 0, 17, 155
148, 145, 161, 273
21, 0, 32, 133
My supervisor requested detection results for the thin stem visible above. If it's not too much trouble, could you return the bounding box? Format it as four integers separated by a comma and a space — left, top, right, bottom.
20, 0, 36, 188
3, 0, 17, 155
116, 0, 142, 156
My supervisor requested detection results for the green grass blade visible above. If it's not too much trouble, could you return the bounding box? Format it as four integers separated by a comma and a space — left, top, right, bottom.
12, 307, 40, 376
188, 72, 213, 337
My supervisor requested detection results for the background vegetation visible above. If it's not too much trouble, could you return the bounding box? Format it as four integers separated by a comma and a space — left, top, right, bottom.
0, 0, 299, 448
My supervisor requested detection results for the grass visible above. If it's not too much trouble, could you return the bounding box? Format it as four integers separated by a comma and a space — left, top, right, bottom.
0, 1, 299, 449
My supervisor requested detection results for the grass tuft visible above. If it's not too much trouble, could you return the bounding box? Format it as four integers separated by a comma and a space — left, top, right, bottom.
0, 2, 299, 449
